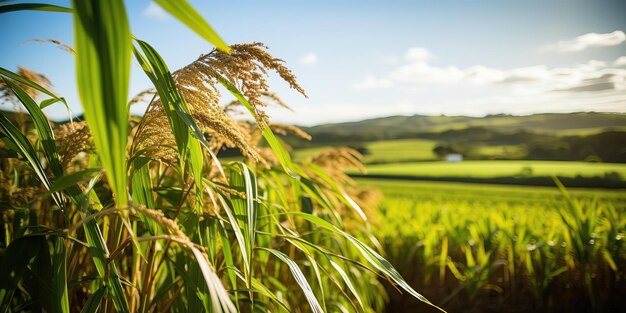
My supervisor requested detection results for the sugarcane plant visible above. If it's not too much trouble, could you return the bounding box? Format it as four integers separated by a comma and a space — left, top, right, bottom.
0, 1, 440, 313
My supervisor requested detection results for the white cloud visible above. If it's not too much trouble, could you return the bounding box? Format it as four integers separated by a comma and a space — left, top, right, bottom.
581, 60, 607, 70
388, 48, 464, 84
371, 47, 626, 93
143, 2, 169, 20
299, 53, 318, 65
269, 100, 418, 126
353, 75, 394, 90
289, 92, 626, 125
462, 92, 626, 116
542, 30, 626, 52
388, 49, 503, 85
464, 66, 507, 85
345, 47, 626, 122
389, 47, 516, 85
500, 65, 551, 83
405, 47, 433, 62
391, 61, 464, 84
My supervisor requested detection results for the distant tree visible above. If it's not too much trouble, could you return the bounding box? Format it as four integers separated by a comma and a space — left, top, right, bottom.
433, 144, 458, 159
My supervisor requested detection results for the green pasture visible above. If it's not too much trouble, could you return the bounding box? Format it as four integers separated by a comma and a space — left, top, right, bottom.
362, 138, 437, 163
474, 144, 526, 159
294, 138, 438, 163
554, 126, 626, 136
357, 160, 626, 179
356, 178, 626, 206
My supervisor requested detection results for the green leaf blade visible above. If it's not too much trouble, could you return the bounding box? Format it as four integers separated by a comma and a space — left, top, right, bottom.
79, 286, 107, 313
0, 3, 72, 14
50, 237, 70, 313
73, 0, 131, 207
259, 248, 323, 313
0, 113, 64, 208
1, 78, 63, 177
133, 38, 208, 208
229, 162, 258, 286
0, 236, 45, 312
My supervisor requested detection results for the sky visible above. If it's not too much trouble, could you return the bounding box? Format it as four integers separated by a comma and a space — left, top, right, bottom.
1, 0, 626, 126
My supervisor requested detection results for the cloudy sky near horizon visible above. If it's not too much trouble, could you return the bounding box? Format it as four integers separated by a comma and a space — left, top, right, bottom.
1, 0, 625, 125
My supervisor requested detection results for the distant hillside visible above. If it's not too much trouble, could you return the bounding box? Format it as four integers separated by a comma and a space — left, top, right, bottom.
3, 109, 624, 136
303, 112, 626, 139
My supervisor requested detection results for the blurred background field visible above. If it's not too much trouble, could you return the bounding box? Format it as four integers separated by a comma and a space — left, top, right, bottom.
354, 178, 626, 312
357, 160, 626, 180
288, 111, 626, 312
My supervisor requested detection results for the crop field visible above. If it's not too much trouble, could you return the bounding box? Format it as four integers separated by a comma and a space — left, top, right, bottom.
473, 144, 526, 159
357, 178, 626, 203
356, 178, 626, 312
360, 139, 438, 163
3, 2, 626, 313
358, 160, 626, 179
294, 138, 529, 164
294, 138, 438, 163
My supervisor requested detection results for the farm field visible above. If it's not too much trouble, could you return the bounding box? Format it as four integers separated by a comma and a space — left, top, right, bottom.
356, 178, 626, 312
356, 160, 626, 179
293, 138, 528, 164
357, 178, 626, 204
473, 144, 526, 159
357, 138, 437, 163
294, 138, 438, 163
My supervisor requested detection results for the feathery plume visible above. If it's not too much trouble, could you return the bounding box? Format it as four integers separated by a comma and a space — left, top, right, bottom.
270, 123, 312, 141
135, 43, 306, 166
179, 42, 306, 129
24, 39, 75, 54
54, 121, 93, 167
128, 88, 156, 107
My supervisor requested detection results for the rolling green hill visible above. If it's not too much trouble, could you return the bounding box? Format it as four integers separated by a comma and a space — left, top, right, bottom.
293, 112, 626, 164
303, 112, 626, 139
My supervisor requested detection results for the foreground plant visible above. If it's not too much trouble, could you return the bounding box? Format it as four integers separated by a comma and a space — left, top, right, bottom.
0, 1, 438, 312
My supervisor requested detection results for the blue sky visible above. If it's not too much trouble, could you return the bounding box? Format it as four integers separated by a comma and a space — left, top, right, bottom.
1, 0, 625, 125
